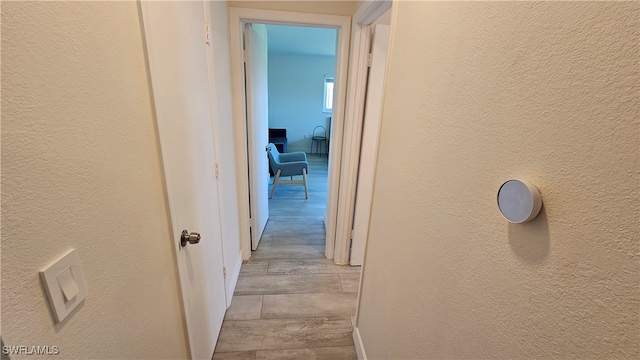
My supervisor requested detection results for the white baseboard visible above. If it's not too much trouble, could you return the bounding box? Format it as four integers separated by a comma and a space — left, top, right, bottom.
353, 327, 368, 360
225, 251, 243, 307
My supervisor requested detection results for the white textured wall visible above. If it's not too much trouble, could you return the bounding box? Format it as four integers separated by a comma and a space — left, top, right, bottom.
2, 2, 188, 358
228, 0, 360, 16
357, 1, 639, 359
268, 53, 336, 153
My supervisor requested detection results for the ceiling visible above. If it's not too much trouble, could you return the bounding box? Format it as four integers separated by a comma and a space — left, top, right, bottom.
265, 24, 337, 57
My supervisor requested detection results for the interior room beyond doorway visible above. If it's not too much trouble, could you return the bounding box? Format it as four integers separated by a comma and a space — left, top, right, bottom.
264, 24, 337, 156
254, 23, 338, 249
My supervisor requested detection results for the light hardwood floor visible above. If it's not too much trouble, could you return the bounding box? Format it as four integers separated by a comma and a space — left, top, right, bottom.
213, 155, 360, 360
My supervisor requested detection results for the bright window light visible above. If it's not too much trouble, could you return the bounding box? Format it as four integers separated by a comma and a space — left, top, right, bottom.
323, 76, 334, 113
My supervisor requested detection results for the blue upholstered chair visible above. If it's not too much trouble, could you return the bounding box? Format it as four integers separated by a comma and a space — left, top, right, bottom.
267, 143, 309, 199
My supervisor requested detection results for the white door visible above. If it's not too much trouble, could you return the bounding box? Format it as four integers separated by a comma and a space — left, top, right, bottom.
244, 24, 270, 251
351, 25, 391, 266
140, 2, 227, 359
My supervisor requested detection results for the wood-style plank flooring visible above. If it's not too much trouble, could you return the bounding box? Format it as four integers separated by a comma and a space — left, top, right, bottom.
213, 155, 360, 360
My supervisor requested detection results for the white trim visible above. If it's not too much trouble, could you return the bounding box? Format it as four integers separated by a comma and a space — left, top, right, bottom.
202, 0, 233, 308
350, 23, 390, 266
225, 251, 243, 307
348, 0, 396, 335
333, 0, 393, 264
353, 327, 368, 360
228, 7, 351, 261
332, 20, 371, 264
228, 8, 251, 260
356, 0, 393, 25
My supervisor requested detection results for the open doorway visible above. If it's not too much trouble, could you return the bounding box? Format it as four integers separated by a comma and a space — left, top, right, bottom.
256, 24, 338, 255
241, 23, 337, 253
229, 7, 352, 263
214, 2, 393, 358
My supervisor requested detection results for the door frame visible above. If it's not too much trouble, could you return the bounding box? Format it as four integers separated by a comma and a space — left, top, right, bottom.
201, 0, 243, 307
229, 7, 351, 260
139, 1, 229, 357
243, 23, 270, 252
350, 23, 391, 266
333, 0, 393, 265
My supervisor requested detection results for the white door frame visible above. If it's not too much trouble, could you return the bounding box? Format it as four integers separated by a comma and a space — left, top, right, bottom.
350, 23, 391, 266
243, 23, 270, 251
333, 0, 393, 265
229, 7, 351, 260
202, 0, 242, 307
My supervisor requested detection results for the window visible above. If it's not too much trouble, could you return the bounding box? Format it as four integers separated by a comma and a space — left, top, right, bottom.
323, 76, 334, 113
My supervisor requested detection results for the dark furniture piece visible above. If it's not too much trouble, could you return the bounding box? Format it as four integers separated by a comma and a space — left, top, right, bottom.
268, 128, 288, 153
310, 126, 328, 155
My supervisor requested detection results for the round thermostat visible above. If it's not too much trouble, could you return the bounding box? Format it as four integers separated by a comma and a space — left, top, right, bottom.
497, 179, 542, 223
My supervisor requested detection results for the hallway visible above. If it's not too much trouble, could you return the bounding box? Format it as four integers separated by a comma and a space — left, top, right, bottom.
213, 155, 360, 360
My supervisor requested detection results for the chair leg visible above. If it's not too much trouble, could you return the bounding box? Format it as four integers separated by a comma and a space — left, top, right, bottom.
302, 168, 308, 199
270, 169, 281, 199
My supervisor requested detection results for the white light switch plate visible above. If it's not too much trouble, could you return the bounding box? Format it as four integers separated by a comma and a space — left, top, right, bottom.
40, 249, 86, 323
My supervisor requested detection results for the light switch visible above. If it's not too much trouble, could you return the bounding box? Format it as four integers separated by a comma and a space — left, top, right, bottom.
40, 249, 86, 323
57, 267, 79, 302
